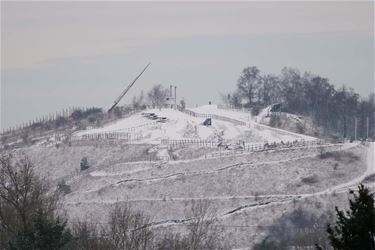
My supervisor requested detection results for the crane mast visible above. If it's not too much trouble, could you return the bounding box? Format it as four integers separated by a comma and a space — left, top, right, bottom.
108, 63, 151, 113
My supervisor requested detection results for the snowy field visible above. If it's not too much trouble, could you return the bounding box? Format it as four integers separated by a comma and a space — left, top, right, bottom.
16, 140, 372, 248
61, 143, 371, 249
10, 106, 374, 248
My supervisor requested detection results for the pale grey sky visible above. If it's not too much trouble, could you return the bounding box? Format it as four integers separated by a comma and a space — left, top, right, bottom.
1, 1, 374, 130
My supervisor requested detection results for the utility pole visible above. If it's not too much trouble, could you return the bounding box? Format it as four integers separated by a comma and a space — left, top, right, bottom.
169, 85, 173, 109
367, 116, 369, 139
174, 86, 177, 110
354, 117, 357, 140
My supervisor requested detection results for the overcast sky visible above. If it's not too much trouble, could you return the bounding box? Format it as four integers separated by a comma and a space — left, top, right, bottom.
1, 1, 374, 130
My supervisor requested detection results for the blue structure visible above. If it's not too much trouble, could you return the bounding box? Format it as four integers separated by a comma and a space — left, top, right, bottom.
203, 118, 212, 126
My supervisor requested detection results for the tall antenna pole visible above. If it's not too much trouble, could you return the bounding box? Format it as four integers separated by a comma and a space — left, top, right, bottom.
108, 63, 151, 113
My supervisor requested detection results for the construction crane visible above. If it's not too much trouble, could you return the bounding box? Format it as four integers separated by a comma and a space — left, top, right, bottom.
108, 63, 151, 113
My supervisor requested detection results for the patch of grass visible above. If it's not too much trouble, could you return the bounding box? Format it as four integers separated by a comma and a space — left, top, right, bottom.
57, 180, 72, 195
318, 150, 335, 159
301, 175, 319, 185
318, 149, 360, 163
333, 163, 339, 170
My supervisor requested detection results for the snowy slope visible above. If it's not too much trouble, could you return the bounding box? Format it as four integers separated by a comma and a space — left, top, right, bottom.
190, 105, 316, 142
73, 105, 315, 144
57, 143, 367, 249
74, 109, 245, 143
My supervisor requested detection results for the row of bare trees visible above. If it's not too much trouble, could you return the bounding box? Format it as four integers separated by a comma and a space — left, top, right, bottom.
0, 154, 227, 250
132, 84, 172, 109
2, 154, 374, 250
225, 66, 375, 139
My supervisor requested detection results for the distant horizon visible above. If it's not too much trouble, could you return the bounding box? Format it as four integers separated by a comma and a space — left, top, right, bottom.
1, 1, 374, 130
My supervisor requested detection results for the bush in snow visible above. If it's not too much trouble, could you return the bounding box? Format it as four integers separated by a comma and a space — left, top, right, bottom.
57, 180, 72, 195
80, 157, 90, 171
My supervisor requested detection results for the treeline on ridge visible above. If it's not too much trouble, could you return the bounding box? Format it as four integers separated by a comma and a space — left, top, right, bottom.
224, 66, 375, 139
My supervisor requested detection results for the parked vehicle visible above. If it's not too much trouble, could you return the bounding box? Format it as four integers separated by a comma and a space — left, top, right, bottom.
149, 115, 159, 120
157, 117, 168, 123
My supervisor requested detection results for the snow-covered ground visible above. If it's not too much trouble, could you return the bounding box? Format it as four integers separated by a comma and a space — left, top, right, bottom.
73, 105, 315, 145
36, 142, 367, 249
12, 105, 374, 249
194, 104, 316, 142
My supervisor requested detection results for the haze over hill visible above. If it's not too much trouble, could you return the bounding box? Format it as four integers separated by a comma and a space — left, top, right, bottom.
1, 1, 374, 129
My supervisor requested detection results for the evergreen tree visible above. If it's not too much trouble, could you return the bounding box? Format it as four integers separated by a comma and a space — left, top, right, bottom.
80, 157, 90, 171
11, 210, 72, 250
326, 184, 375, 250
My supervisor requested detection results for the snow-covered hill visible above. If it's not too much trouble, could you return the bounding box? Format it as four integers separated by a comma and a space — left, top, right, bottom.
10, 104, 373, 249
73, 105, 315, 144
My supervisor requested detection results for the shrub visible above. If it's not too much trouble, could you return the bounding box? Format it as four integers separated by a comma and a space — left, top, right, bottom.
296, 122, 305, 134
71, 110, 84, 121
69, 221, 111, 250
318, 146, 335, 159
254, 208, 332, 250
57, 180, 72, 195
269, 114, 282, 128
55, 116, 68, 128
80, 157, 90, 171
301, 175, 319, 185
251, 106, 262, 116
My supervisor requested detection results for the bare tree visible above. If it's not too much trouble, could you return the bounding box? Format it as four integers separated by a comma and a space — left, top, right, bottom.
0, 154, 69, 249
156, 201, 227, 250
107, 203, 154, 250
69, 221, 111, 250
147, 84, 169, 109
220, 92, 242, 108
179, 98, 186, 111
258, 74, 281, 106
185, 201, 224, 250
155, 233, 189, 250
237, 66, 262, 106
132, 91, 145, 110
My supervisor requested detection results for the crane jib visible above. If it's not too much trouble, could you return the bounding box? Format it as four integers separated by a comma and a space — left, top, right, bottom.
108, 63, 151, 113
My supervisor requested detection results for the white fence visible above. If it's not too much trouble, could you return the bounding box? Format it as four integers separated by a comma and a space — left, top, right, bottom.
161, 138, 240, 147
208, 139, 330, 158
70, 121, 159, 142
71, 131, 141, 141
182, 109, 247, 126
